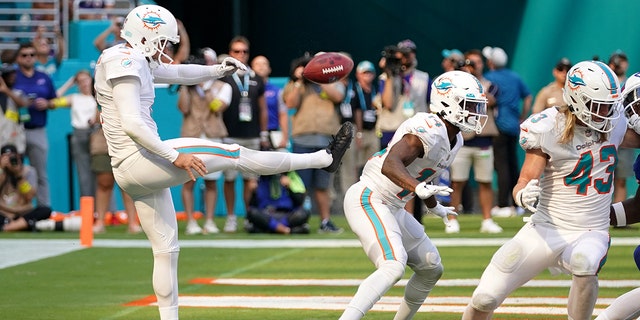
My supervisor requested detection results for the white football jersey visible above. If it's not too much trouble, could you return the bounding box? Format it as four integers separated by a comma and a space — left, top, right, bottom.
94, 44, 165, 167
519, 107, 627, 231
360, 112, 463, 208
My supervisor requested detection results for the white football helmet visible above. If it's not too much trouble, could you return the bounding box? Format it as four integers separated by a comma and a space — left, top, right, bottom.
121, 5, 179, 64
622, 72, 640, 133
563, 60, 621, 133
430, 70, 488, 134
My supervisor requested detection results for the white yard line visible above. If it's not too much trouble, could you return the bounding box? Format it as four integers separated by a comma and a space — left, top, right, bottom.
148, 295, 614, 315
1, 237, 639, 270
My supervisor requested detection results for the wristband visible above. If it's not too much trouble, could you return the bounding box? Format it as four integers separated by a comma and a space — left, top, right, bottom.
51, 97, 68, 109
612, 202, 626, 227
209, 99, 223, 112
18, 180, 32, 194
260, 131, 269, 142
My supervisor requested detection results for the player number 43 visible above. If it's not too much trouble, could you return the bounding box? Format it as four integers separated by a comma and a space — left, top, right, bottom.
564, 145, 617, 195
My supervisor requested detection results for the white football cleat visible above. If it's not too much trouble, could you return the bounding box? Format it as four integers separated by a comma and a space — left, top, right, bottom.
445, 219, 460, 234
480, 218, 503, 233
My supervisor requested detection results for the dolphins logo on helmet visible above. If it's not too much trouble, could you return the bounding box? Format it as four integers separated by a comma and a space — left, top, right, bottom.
430, 70, 488, 134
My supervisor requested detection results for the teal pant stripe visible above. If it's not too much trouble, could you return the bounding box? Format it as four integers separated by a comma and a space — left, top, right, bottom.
362, 188, 395, 260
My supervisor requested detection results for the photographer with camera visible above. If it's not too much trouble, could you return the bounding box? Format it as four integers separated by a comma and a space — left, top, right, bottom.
376, 39, 432, 221
377, 39, 431, 149
178, 47, 232, 235
93, 16, 126, 52
0, 144, 51, 232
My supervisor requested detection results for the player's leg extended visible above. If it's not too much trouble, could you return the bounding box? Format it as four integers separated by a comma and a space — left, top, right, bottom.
133, 189, 180, 320
396, 211, 443, 320
340, 183, 407, 320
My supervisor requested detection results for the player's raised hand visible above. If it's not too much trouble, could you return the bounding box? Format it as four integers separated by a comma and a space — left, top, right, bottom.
173, 153, 206, 181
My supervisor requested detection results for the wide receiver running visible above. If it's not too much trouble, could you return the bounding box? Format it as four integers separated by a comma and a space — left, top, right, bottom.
93, 4, 353, 320
340, 70, 488, 319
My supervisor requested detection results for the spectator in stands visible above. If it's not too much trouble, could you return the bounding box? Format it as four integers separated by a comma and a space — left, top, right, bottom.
245, 171, 311, 235
441, 48, 464, 72
0, 49, 16, 64
0, 144, 52, 232
49, 70, 98, 199
220, 36, 268, 233
351, 60, 379, 176
483, 46, 532, 217
93, 16, 126, 52
0, 63, 29, 154
178, 47, 231, 235
532, 57, 572, 114
251, 55, 289, 150
283, 53, 345, 234
89, 117, 141, 234
33, 24, 65, 77
13, 42, 57, 207
447, 49, 503, 234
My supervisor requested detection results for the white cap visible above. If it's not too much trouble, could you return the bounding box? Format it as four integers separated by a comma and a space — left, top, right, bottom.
482, 46, 508, 68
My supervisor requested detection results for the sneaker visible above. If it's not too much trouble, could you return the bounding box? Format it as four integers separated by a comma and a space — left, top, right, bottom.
480, 218, 503, 233
203, 220, 220, 234
323, 122, 354, 173
291, 223, 311, 234
445, 219, 460, 234
223, 215, 238, 233
319, 220, 344, 234
185, 220, 203, 235
36, 219, 55, 231
491, 206, 515, 218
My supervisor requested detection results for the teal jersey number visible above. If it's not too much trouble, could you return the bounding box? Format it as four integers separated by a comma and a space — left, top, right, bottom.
564, 145, 617, 195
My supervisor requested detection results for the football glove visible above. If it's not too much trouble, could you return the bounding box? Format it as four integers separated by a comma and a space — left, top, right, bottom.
212, 57, 247, 78
628, 114, 640, 135
515, 179, 541, 212
426, 202, 457, 226
414, 181, 453, 200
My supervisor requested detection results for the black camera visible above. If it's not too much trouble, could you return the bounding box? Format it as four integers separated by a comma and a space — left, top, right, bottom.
9, 155, 18, 166
454, 58, 475, 71
381, 45, 409, 76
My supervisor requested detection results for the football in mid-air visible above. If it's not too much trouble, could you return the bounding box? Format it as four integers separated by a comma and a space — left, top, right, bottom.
302, 52, 354, 84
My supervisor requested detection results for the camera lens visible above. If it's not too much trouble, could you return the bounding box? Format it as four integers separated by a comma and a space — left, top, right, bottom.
9, 156, 18, 166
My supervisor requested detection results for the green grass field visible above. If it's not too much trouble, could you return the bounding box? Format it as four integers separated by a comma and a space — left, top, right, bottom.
1, 214, 638, 320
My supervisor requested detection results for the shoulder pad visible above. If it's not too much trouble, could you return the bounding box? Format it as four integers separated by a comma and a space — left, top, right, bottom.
519, 108, 558, 150
521, 107, 558, 134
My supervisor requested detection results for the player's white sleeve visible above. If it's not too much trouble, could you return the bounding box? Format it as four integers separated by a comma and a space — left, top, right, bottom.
112, 76, 179, 162
153, 63, 232, 85
519, 109, 556, 150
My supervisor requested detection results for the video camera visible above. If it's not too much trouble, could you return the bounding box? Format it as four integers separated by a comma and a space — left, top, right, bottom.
454, 58, 475, 71
381, 45, 410, 76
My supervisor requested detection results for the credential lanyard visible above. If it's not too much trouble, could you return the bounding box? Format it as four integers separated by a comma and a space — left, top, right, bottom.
232, 72, 250, 97
356, 82, 375, 110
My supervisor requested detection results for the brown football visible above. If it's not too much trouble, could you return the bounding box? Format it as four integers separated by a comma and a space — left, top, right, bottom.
302, 52, 354, 84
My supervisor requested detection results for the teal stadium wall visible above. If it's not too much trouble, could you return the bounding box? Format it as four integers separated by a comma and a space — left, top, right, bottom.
46, 1, 640, 213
